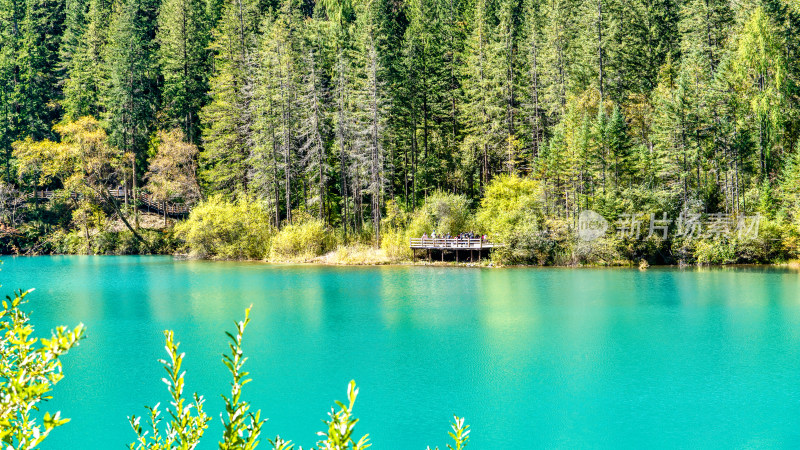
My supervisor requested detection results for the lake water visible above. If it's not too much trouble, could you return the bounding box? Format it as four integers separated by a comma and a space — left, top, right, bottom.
2, 256, 800, 448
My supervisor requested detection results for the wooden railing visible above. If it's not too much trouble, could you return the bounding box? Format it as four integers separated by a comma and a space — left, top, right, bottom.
10, 188, 191, 215
409, 238, 500, 249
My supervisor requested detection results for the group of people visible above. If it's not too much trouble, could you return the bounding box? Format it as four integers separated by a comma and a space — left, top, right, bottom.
421, 231, 487, 241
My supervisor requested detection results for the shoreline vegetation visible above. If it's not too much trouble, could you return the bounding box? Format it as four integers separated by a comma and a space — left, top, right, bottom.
3, 176, 799, 267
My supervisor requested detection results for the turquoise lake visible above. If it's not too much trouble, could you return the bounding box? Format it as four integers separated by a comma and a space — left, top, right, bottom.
3, 256, 800, 448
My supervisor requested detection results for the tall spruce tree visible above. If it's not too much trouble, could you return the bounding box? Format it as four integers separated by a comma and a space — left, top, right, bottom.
460, 0, 497, 195
200, 0, 260, 195
519, 0, 546, 167
62, 0, 110, 119
18, 0, 65, 141
353, 0, 387, 244
401, 0, 448, 197
157, 0, 211, 144
0, 0, 25, 181
297, 18, 330, 221
250, 13, 283, 224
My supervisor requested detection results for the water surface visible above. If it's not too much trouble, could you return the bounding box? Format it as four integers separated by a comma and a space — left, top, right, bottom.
3, 256, 800, 448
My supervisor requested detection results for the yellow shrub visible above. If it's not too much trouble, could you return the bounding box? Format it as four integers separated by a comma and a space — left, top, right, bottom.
269, 216, 333, 261
174, 195, 273, 260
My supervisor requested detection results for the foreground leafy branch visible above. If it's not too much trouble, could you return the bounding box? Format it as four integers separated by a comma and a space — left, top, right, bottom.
127, 330, 211, 450
130, 308, 470, 450
0, 287, 85, 448
219, 306, 265, 450
0, 278, 471, 449
426, 416, 470, 450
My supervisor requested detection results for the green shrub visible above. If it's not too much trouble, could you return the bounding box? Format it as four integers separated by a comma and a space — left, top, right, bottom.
573, 236, 625, 265
51, 229, 86, 254
477, 175, 545, 264
407, 191, 472, 238
174, 195, 274, 260
380, 227, 412, 260
326, 244, 392, 265
93, 230, 119, 254
378, 200, 413, 260
694, 238, 737, 265
269, 213, 333, 261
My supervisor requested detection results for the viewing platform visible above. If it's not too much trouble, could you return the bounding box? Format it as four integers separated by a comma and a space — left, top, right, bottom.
409, 238, 503, 262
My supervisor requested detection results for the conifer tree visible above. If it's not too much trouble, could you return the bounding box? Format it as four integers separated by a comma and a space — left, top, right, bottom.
440, 0, 467, 186
617, 0, 680, 93
540, 0, 577, 118
460, 0, 497, 194
607, 104, 631, 189
157, 0, 211, 144
401, 0, 448, 195
105, 0, 160, 225
495, 0, 521, 174
273, 0, 301, 225
353, 0, 387, 244
0, 0, 24, 181
200, 0, 260, 195
62, 0, 110, 120
17, 0, 65, 142
519, 0, 546, 167
297, 19, 330, 221
250, 13, 283, 224
59, 0, 87, 84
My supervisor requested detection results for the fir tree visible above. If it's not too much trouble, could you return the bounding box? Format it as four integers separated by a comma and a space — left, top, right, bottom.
0, 0, 25, 180
157, 0, 211, 143
353, 0, 388, 244
200, 0, 260, 195
297, 20, 330, 221
104, 0, 160, 225
62, 0, 110, 119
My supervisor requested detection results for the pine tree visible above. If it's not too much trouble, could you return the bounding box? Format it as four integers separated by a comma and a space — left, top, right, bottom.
495, 0, 521, 174
616, 0, 680, 93
0, 0, 25, 181
157, 0, 211, 144
519, 0, 546, 167
273, 0, 301, 225
250, 13, 283, 225
62, 0, 110, 119
104, 0, 160, 225
401, 0, 448, 197
200, 0, 260, 195
297, 19, 330, 221
353, 0, 388, 244
18, 0, 65, 141
59, 0, 87, 84
607, 104, 631, 189
651, 58, 703, 206
460, 0, 498, 195
439, 0, 467, 188
540, 0, 577, 118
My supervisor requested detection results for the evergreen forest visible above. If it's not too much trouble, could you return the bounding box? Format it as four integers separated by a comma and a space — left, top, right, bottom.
2, 0, 800, 264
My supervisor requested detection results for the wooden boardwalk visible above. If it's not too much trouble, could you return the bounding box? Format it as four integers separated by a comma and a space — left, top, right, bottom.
10, 188, 191, 216
409, 238, 503, 262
